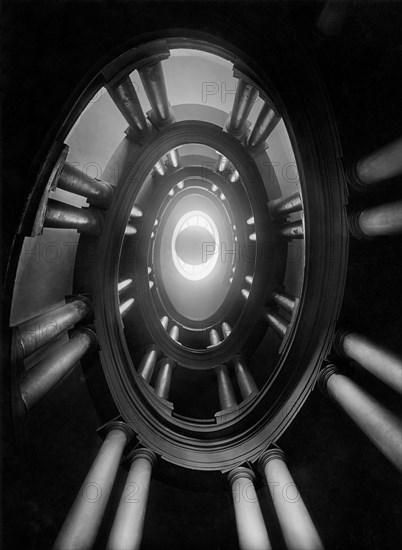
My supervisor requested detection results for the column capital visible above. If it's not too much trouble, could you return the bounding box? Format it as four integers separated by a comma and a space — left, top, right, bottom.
345, 162, 366, 192
258, 447, 286, 473
227, 466, 256, 486
348, 210, 372, 240
105, 420, 134, 441
333, 328, 352, 358
126, 447, 157, 467
318, 364, 339, 397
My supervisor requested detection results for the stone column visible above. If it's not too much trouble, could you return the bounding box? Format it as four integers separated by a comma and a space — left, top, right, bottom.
107, 448, 157, 550
53, 422, 132, 550
228, 467, 271, 550
259, 448, 324, 550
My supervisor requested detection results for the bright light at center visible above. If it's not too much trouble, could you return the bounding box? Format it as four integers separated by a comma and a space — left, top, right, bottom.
172, 210, 219, 281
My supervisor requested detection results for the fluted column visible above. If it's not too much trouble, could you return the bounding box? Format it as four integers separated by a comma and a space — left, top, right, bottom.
319, 365, 402, 472
226, 79, 258, 137
233, 356, 258, 399
259, 449, 324, 550
347, 137, 402, 191
349, 201, 402, 238
154, 358, 175, 400
53, 422, 133, 550
215, 365, 237, 409
335, 330, 402, 394
137, 345, 160, 383
14, 296, 91, 358
228, 467, 271, 550
20, 328, 97, 410
106, 448, 157, 550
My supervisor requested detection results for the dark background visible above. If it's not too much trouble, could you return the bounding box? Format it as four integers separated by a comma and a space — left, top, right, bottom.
2, 1, 402, 549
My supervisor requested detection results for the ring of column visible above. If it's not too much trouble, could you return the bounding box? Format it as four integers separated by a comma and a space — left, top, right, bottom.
7, 32, 348, 472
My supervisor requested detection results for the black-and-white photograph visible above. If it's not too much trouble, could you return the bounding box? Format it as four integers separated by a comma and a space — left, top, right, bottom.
2, 1, 402, 548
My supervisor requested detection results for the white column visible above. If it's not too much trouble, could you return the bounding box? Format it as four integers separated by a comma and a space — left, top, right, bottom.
53, 422, 132, 550
336, 330, 402, 394
259, 448, 324, 550
107, 448, 157, 550
228, 467, 271, 550
319, 364, 402, 472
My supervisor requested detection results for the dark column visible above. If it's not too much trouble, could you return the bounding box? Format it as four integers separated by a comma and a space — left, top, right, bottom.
215, 365, 237, 409
14, 296, 91, 358
137, 346, 160, 383
57, 163, 114, 208
264, 309, 289, 338
154, 358, 175, 400
316, 1, 350, 38
232, 356, 258, 399
45, 199, 103, 236
107, 78, 149, 138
